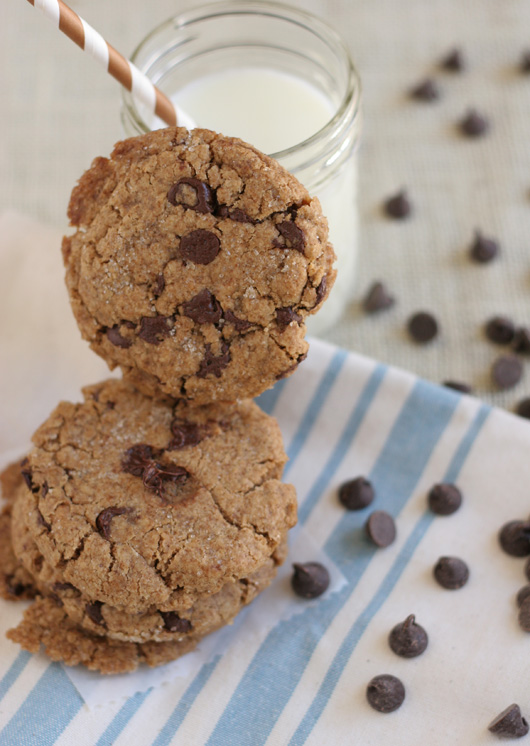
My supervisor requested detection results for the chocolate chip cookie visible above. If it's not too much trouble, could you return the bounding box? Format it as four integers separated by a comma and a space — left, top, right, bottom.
62, 127, 336, 403
15, 379, 296, 615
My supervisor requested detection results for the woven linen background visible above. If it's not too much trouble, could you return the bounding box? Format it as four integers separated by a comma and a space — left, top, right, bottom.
2, 0, 530, 408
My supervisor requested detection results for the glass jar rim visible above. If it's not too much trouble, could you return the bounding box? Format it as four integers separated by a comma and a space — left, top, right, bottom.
122, 0, 362, 160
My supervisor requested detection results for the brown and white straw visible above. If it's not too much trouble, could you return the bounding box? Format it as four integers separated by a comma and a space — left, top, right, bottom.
26, 0, 181, 127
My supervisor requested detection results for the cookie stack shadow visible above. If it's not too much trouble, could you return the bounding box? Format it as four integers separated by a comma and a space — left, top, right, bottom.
0, 128, 336, 673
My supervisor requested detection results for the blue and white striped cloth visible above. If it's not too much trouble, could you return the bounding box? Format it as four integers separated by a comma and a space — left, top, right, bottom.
2, 337, 530, 746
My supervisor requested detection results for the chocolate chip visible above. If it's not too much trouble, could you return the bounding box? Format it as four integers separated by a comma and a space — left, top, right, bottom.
499, 520, 530, 557
275, 351, 308, 380
153, 274, 165, 297
441, 47, 465, 72
338, 476, 375, 511
168, 419, 204, 450
470, 230, 499, 263
410, 78, 440, 102
52, 582, 78, 594
407, 311, 438, 343
180, 229, 220, 265
160, 611, 193, 633
428, 483, 462, 515
488, 704, 529, 738
485, 316, 516, 345
513, 327, 530, 355
362, 281, 395, 314
521, 51, 530, 74
228, 208, 255, 224
291, 562, 330, 599
142, 461, 188, 497
383, 189, 411, 219
491, 355, 523, 390
182, 289, 222, 324
516, 585, 530, 608
314, 276, 327, 307
460, 109, 490, 137
138, 316, 172, 345
276, 307, 303, 332
96, 507, 130, 541
366, 674, 405, 713
515, 398, 530, 419
388, 614, 428, 658
85, 601, 105, 627
20, 463, 35, 492
37, 511, 51, 531
167, 178, 215, 214
122, 444, 155, 476
106, 324, 133, 349
273, 221, 305, 252
197, 342, 231, 378
433, 556, 469, 589
365, 511, 396, 548
223, 309, 252, 331
443, 380, 474, 394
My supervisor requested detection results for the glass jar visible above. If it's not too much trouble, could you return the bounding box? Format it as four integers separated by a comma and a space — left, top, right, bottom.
122, 1, 362, 335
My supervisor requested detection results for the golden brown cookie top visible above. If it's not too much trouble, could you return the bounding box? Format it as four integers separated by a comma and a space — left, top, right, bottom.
18, 378, 296, 614
63, 127, 335, 403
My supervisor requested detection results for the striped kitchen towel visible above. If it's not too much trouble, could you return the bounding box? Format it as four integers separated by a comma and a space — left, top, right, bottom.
1, 336, 530, 745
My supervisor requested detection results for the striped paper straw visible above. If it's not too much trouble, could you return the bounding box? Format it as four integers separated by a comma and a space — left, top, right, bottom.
26, 0, 179, 127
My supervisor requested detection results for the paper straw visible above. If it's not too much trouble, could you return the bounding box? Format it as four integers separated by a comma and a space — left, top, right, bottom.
26, 0, 179, 127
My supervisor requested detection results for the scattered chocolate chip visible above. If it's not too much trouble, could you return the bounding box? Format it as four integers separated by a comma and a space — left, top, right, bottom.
223, 309, 252, 331
96, 507, 130, 541
228, 208, 255, 224
20, 463, 34, 492
485, 316, 516, 345
41, 482, 49, 498
460, 109, 490, 137
515, 398, 530, 419
197, 342, 231, 378
314, 276, 328, 307
443, 380, 474, 394
160, 611, 193, 633
180, 229, 220, 265
513, 327, 530, 355
516, 585, 530, 608
37, 511, 51, 531
433, 556, 469, 589
407, 311, 439, 343
168, 419, 204, 450
182, 289, 222, 324
138, 316, 172, 345
499, 520, 530, 557
520, 51, 530, 74
362, 281, 395, 314
153, 274, 165, 297
52, 582, 78, 594
167, 178, 215, 214
491, 355, 523, 390
106, 324, 133, 349
273, 221, 305, 252
275, 351, 308, 380
85, 601, 105, 627
338, 476, 375, 511
383, 189, 411, 219
410, 78, 440, 102
441, 47, 465, 72
365, 511, 396, 548
141, 461, 189, 497
428, 483, 462, 515
122, 444, 155, 476
388, 614, 428, 658
470, 230, 499, 263
276, 307, 303, 331
488, 704, 529, 739
291, 562, 330, 599
366, 674, 405, 713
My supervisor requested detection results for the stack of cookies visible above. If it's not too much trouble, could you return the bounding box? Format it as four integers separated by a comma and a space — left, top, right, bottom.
0, 128, 336, 674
